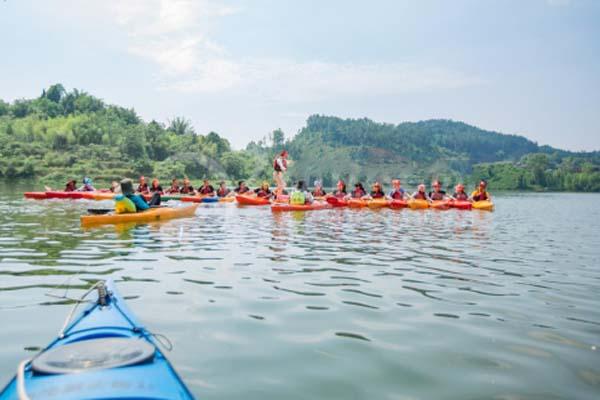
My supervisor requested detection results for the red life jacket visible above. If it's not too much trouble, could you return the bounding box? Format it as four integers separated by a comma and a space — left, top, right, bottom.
371, 190, 385, 199
137, 183, 149, 194
217, 187, 229, 197
312, 188, 326, 196
429, 191, 446, 201
351, 188, 366, 198
334, 190, 346, 199
390, 189, 404, 199
255, 188, 272, 198
199, 185, 214, 195
453, 192, 469, 201
413, 191, 427, 200
273, 157, 287, 172
180, 185, 194, 194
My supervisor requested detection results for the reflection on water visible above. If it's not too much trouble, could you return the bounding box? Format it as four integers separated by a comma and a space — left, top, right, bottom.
1, 190, 599, 399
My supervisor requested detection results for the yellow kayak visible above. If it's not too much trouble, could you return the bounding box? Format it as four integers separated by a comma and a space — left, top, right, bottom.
472, 200, 494, 211
408, 199, 429, 209
367, 199, 390, 208
219, 197, 235, 203
81, 204, 199, 227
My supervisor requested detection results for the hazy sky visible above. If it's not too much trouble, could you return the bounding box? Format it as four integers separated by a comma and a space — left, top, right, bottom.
1, 0, 599, 151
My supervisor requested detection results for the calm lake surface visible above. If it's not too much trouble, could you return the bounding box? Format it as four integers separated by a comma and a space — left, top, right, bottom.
0, 187, 599, 399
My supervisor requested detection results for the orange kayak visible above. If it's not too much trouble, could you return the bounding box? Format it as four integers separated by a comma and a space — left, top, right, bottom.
81, 204, 198, 227
271, 202, 332, 212
24, 192, 48, 199
347, 199, 368, 208
449, 200, 472, 210
408, 199, 429, 209
389, 200, 408, 209
430, 200, 450, 210
236, 195, 271, 206
367, 199, 390, 208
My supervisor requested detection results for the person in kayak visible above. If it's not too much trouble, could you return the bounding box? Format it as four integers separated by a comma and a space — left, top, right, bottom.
312, 180, 327, 197
216, 181, 231, 197
137, 176, 149, 194
388, 179, 406, 200
428, 180, 448, 201
273, 150, 288, 196
121, 178, 160, 211
234, 180, 251, 194
411, 184, 431, 201
197, 179, 215, 196
331, 180, 347, 199
368, 182, 386, 199
348, 182, 367, 199
180, 178, 195, 194
451, 184, 469, 201
64, 180, 77, 192
78, 177, 96, 192
254, 181, 273, 198
470, 180, 492, 201
166, 178, 180, 194
290, 180, 314, 205
150, 178, 163, 194
109, 181, 121, 194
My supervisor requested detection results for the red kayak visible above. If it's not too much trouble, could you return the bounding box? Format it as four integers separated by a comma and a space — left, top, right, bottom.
271, 202, 332, 212
449, 200, 472, 210
45, 191, 85, 199
430, 200, 450, 210
326, 197, 348, 207
236, 195, 271, 206
24, 192, 48, 199
389, 200, 409, 209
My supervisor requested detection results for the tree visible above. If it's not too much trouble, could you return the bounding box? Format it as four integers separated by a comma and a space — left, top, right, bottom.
11, 99, 31, 118
43, 84, 66, 103
272, 128, 285, 150
221, 152, 248, 179
167, 117, 195, 136
0, 100, 9, 116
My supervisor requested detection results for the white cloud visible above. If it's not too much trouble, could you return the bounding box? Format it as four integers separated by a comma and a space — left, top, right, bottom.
109, 0, 482, 100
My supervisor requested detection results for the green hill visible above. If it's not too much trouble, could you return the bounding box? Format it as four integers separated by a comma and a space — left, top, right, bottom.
1, 85, 599, 191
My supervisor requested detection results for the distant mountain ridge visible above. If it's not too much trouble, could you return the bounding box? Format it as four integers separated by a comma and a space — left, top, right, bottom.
281, 115, 599, 191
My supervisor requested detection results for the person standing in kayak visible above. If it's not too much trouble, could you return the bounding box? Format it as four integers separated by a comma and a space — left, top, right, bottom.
290, 180, 314, 205
137, 176, 149, 194
312, 180, 327, 197
411, 184, 430, 200
451, 184, 469, 201
254, 181, 273, 198
470, 180, 492, 201
331, 180, 347, 199
197, 179, 215, 196
234, 180, 251, 194
180, 178, 195, 194
150, 179, 163, 194
166, 178, 180, 194
429, 180, 448, 201
388, 179, 406, 200
216, 181, 231, 197
64, 180, 77, 192
121, 178, 160, 211
273, 150, 288, 196
78, 177, 96, 192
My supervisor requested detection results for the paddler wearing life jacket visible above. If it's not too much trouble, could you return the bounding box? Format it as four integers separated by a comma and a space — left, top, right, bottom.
369, 182, 386, 199
388, 179, 406, 200
197, 179, 215, 196
150, 178, 163, 194
254, 181, 273, 198
217, 181, 231, 197
470, 180, 491, 201
290, 180, 314, 205
64, 180, 77, 192
180, 178, 195, 194
137, 176, 150, 194
234, 180, 251, 194
312, 180, 327, 197
166, 178, 180, 194
428, 180, 448, 201
452, 184, 469, 201
117, 178, 161, 213
348, 182, 367, 199
273, 150, 288, 196
78, 177, 96, 192
331, 180, 347, 199
411, 184, 431, 201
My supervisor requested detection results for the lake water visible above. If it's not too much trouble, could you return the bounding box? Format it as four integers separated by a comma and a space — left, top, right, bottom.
0, 188, 599, 399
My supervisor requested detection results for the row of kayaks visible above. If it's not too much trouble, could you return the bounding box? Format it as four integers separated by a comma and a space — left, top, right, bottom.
0, 279, 195, 399
235, 195, 494, 212
24, 191, 234, 203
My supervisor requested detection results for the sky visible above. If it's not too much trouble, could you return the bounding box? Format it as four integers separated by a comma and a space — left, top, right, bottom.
1, 0, 599, 151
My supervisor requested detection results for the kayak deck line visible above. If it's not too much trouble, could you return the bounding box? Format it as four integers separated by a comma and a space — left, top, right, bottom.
0, 280, 195, 400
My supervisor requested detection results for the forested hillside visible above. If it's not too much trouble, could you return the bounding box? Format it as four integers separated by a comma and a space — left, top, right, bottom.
1, 85, 599, 191
0, 84, 269, 185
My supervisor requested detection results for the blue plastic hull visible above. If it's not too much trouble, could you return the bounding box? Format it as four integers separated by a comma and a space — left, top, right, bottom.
0, 280, 195, 399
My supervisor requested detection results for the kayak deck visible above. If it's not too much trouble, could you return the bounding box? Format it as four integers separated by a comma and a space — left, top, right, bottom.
0, 280, 194, 399
81, 204, 199, 226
